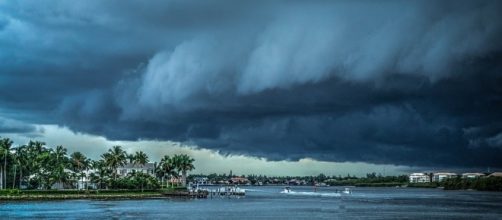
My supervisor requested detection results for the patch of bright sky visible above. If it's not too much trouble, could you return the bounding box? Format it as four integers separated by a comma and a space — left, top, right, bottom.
2, 124, 411, 177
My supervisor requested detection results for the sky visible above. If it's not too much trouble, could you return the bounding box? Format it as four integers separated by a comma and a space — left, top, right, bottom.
0, 0, 501, 176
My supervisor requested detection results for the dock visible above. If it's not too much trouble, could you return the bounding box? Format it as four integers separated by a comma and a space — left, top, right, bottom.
161, 190, 209, 198
161, 186, 246, 199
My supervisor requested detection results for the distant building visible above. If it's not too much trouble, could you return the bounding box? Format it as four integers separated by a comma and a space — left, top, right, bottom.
288, 179, 301, 185
168, 176, 183, 185
433, 172, 457, 182
409, 173, 431, 183
488, 172, 502, 177
193, 177, 209, 185
230, 177, 249, 184
462, 173, 485, 179
117, 163, 155, 177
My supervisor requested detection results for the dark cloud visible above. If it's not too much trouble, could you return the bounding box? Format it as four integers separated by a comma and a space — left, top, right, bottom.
0, 117, 37, 134
0, 0, 501, 168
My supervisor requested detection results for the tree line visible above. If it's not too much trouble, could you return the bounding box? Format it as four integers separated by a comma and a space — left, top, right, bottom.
0, 137, 195, 190
443, 176, 502, 191
188, 172, 409, 186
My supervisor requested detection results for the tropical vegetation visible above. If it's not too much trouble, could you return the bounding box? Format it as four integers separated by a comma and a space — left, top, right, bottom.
0, 137, 195, 190
443, 176, 502, 191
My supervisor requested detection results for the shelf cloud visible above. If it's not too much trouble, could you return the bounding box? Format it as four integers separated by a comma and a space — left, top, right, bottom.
1, 0, 501, 168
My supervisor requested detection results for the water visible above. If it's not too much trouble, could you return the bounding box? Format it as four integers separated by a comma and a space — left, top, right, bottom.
1, 186, 502, 219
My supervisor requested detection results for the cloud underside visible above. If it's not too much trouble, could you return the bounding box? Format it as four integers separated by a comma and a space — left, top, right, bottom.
1, 0, 502, 168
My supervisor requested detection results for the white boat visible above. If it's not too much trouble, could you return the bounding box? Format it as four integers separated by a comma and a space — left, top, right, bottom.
342, 188, 352, 194
281, 186, 292, 193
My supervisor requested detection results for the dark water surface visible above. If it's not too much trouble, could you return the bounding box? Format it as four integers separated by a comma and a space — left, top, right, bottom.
1, 186, 502, 219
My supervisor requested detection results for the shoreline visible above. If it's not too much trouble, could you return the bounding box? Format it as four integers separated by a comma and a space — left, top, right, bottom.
0, 192, 164, 201
2, 185, 498, 201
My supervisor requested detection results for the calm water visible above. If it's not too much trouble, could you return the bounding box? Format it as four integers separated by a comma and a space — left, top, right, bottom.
1, 186, 502, 219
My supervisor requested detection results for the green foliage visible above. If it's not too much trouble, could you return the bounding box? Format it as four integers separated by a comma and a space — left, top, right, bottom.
0, 137, 196, 191
102, 146, 127, 181
444, 177, 502, 191
0, 189, 159, 196
109, 172, 160, 190
188, 173, 409, 186
324, 174, 409, 186
0, 189, 21, 196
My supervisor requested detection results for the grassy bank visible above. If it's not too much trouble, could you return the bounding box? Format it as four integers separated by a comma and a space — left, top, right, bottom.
159, 186, 188, 193
0, 189, 164, 201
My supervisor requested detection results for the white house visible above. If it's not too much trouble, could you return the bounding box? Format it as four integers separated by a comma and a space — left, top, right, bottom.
409, 173, 431, 183
117, 163, 155, 177
433, 172, 458, 182
193, 177, 209, 185
462, 173, 485, 179
51, 169, 75, 190
76, 169, 97, 190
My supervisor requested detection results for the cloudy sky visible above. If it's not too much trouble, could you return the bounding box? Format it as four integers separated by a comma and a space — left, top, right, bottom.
0, 0, 501, 176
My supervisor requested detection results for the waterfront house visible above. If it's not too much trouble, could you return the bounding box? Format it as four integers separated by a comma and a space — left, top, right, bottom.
462, 173, 485, 179
230, 177, 249, 184
51, 169, 76, 189
193, 177, 209, 185
76, 169, 97, 190
287, 179, 301, 185
217, 180, 229, 184
409, 173, 431, 183
117, 163, 155, 177
433, 172, 458, 182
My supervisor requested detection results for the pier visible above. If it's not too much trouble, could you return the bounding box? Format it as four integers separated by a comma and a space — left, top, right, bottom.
161, 190, 209, 198
161, 186, 246, 199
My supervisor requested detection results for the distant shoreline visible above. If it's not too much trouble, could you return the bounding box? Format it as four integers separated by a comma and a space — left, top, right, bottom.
2, 184, 500, 201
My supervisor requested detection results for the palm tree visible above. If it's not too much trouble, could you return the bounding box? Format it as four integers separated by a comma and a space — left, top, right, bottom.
15, 145, 28, 189
102, 146, 127, 181
173, 154, 195, 187
133, 151, 149, 167
126, 153, 135, 164
10, 152, 17, 189
70, 151, 89, 189
158, 155, 176, 188
0, 138, 13, 189
90, 160, 109, 189
50, 145, 69, 189
132, 151, 149, 191
36, 148, 54, 189
26, 141, 47, 189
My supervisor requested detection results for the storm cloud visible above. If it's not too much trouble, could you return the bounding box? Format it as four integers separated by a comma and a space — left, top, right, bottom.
1, 0, 501, 168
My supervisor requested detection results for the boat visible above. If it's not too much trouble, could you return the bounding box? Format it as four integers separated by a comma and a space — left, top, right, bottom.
281, 186, 292, 193
315, 183, 328, 187
342, 188, 352, 194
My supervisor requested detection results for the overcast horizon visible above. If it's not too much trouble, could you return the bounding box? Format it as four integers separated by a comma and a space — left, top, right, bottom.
1, 0, 502, 176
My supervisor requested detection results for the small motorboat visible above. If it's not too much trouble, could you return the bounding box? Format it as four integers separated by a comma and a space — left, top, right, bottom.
342, 188, 352, 194
282, 186, 292, 193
